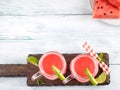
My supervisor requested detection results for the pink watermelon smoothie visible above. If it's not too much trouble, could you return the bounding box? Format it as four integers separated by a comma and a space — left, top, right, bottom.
39, 51, 67, 78
74, 56, 95, 78
42, 54, 63, 74
70, 54, 98, 82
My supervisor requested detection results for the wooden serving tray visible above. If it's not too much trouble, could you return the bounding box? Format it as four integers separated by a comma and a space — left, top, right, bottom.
0, 53, 110, 86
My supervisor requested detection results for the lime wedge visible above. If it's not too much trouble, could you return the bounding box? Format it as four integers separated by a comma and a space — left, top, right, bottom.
85, 68, 98, 86
95, 71, 106, 84
27, 56, 38, 66
52, 65, 66, 81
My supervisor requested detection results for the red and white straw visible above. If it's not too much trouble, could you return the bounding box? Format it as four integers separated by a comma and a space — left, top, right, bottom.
82, 41, 110, 75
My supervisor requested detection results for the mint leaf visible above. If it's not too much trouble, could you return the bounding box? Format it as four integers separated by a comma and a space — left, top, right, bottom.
99, 53, 106, 62
36, 78, 45, 85
101, 59, 106, 62
99, 53, 104, 59
26, 56, 38, 66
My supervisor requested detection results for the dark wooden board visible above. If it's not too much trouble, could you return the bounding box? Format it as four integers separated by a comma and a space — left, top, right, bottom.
0, 53, 110, 86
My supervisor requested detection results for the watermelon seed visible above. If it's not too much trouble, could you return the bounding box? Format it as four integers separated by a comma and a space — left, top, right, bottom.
104, 13, 106, 15
97, 7, 100, 9
96, 1, 98, 3
110, 11, 113, 14
101, 6, 103, 9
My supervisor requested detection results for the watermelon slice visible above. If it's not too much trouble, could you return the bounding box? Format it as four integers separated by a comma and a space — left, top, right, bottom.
93, 0, 120, 18
107, 0, 120, 8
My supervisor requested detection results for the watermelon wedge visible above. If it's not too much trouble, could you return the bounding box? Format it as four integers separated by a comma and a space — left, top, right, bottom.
107, 0, 120, 8
93, 0, 120, 18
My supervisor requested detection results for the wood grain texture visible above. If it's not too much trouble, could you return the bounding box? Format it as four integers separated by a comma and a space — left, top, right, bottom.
0, 16, 120, 64
0, 64, 28, 76
0, 0, 119, 89
0, 0, 91, 15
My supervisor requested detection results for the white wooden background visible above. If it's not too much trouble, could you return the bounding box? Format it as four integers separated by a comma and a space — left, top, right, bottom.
0, 0, 120, 90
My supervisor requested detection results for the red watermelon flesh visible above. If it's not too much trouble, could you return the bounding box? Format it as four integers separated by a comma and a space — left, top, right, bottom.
107, 0, 120, 8
93, 0, 120, 18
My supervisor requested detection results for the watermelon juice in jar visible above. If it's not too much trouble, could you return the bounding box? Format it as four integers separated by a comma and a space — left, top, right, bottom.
63, 54, 98, 84
31, 51, 67, 81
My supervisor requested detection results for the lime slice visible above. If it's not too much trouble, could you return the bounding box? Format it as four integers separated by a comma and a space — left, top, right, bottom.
95, 71, 106, 84
85, 68, 98, 86
27, 56, 38, 66
52, 65, 66, 81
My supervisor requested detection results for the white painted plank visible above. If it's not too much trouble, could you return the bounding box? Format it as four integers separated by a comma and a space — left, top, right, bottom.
0, 40, 119, 64
0, 65, 119, 90
0, 0, 91, 15
0, 16, 120, 64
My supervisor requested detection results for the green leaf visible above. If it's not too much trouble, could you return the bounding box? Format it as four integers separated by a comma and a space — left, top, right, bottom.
26, 56, 38, 66
101, 59, 106, 62
36, 78, 45, 85
85, 68, 98, 86
99, 53, 106, 62
99, 53, 104, 59
36, 79, 40, 85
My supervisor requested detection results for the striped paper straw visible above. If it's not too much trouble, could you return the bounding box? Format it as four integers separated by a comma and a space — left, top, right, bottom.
82, 41, 110, 75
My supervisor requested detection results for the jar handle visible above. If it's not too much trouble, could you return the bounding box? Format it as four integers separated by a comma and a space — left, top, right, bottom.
31, 71, 42, 81
63, 74, 74, 84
